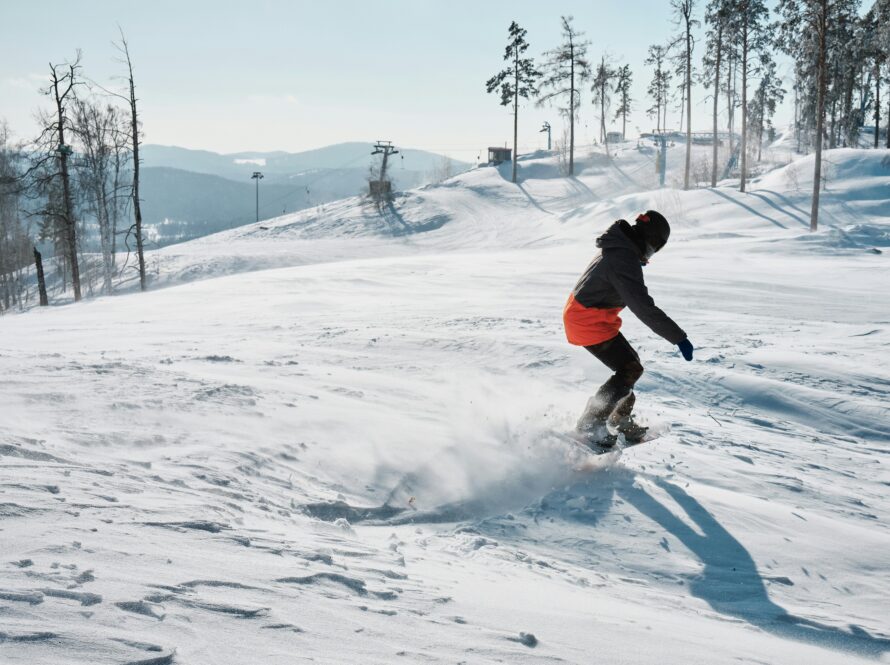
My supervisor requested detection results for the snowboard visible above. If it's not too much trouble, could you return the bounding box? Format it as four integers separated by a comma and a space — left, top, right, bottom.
564, 421, 666, 456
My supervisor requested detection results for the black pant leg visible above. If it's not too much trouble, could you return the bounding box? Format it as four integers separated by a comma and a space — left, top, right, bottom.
580, 334, 644, 423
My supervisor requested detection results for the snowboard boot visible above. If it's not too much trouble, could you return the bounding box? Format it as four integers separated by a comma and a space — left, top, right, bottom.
576, 397, 618, 449
608, 392, 649, 443
608, 392, 648, 444
614, 417, 649, 444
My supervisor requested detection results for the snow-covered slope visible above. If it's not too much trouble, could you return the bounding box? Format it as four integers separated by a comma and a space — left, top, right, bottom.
1, 145, 889, 664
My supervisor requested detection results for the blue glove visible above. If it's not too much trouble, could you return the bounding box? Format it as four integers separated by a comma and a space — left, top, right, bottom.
678, 338, 694, 361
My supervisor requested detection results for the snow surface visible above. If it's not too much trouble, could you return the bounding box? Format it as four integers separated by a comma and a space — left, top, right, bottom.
1, 142, 889, 664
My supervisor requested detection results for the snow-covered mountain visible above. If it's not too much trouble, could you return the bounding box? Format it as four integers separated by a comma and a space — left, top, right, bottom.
1, 142, 888, 664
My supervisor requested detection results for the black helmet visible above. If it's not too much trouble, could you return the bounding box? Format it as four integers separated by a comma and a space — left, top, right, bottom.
633, 210, 670, 260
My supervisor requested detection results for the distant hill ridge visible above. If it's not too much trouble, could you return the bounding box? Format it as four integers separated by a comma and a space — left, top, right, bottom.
141, 142, 470, 182
139, 143, 470, 246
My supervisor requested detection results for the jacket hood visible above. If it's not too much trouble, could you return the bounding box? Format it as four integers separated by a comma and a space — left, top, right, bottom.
595, 220, 645, 258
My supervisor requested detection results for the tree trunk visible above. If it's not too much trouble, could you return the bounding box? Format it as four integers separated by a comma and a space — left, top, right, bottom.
679, 86, 685, 133
712, 26, 722, 187
811, 0, 828, 232
758, 121, 763, 162
56, 103, 81, 302
841, 71, 853, 146
100, 187, 113, 295
122, 36, 147, 291
34, 247, 48, 306
600, 85, 606, 145
512, 54, 518, 183
740, 13, 749, 193
726, 53, 735, 152
622, 96, 627, 140
876, 61, 881, 149
684, 19, 692, 190
829, 76, 837, 149
569, 44, 575, 176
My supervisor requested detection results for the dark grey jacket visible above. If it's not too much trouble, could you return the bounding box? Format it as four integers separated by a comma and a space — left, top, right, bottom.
573, 221, 686, 344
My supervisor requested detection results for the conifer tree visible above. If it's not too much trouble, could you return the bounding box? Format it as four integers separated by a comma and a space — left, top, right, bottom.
730, 0, 769, 193
748, 53, 785, 161
672, 0, 698, 190
538, 16, 591, 176
646, 45, 672, 132
613, 64, 633, 141
703, 0, 733, 186
486, 21, 541, 184
592, 56, 616, 145
776, 0, 831, 230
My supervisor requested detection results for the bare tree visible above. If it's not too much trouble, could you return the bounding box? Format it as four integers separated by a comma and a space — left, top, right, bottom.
0, 122, 32, 312
34, 54, 84, 301
538, 16, 591, 176
111, 29, 147, 291
431, 155, 455, 183
72, 98, 129, 295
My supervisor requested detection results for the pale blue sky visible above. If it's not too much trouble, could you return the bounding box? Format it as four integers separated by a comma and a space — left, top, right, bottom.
1, 0, 794, 158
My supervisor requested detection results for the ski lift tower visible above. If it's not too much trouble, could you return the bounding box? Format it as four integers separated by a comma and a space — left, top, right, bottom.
652, 132, 668, 187
540, 121, 552, 151
370, 140, 399, 199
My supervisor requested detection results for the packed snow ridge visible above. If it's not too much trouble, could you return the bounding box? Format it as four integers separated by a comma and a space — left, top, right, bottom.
1, 142, 889, 664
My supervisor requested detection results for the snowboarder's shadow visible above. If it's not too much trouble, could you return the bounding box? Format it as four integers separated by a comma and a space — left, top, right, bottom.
618, 477, 890, 659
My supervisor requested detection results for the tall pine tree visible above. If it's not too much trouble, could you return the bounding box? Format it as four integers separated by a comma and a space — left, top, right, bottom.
538, 16, 591, 176
777, 0, 831, 230
613, 64, 633, 141
703, 0, 733, 186
731, 0, 769, 193
672, 0, 698, 190
646, 45, 672, 132
748, 52, 785, 161
592, 56, 616, 145
486, 22, 541, 184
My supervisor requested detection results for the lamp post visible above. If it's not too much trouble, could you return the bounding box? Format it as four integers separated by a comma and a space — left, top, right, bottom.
540, 121, 552, 151
251, 171, 264, 222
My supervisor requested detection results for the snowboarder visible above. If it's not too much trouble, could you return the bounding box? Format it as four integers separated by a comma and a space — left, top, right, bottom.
563, 210, 694, 446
